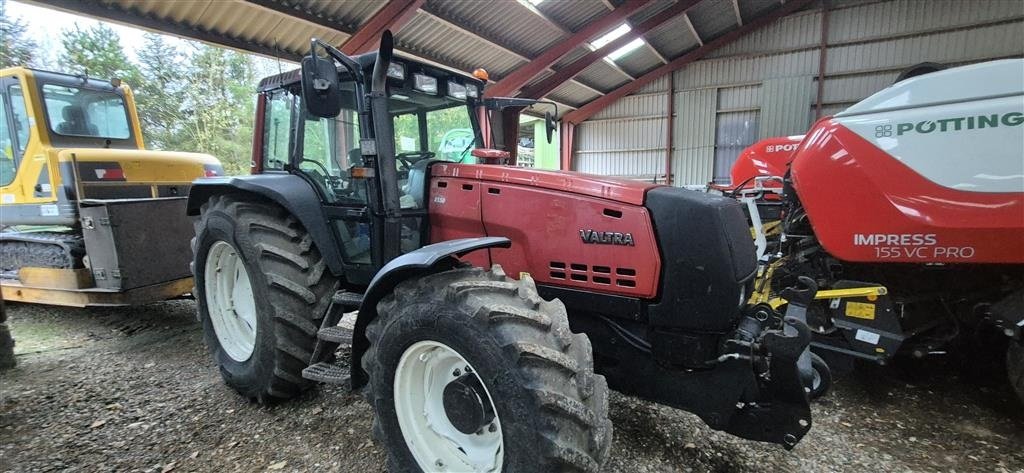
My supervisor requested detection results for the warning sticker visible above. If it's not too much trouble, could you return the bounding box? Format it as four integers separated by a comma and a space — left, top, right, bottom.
845, 302, 876, 320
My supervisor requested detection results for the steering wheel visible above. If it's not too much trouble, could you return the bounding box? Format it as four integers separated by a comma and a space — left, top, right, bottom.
396, 151, 435, 170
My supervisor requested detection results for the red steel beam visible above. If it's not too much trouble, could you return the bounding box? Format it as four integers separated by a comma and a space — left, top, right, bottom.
563, 0, 814, 126
485, 0, 652, 98
521, 0, 701, 99
341, 0, 425, 55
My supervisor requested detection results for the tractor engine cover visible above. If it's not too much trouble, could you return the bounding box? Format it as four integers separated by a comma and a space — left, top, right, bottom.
428, 163, 756, 333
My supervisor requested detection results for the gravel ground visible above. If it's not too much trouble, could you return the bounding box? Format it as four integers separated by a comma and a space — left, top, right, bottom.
1, 300, 1021, 473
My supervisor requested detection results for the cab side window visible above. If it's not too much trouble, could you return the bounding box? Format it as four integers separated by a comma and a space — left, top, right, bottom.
1, 83, 30, 187
263, 90, 292, 171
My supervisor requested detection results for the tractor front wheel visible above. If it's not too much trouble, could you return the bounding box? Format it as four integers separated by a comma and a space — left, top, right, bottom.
363, 266, 612, 472
192, 194, 338, 403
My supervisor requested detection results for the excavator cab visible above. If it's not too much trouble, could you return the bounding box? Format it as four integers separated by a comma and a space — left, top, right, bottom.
0, 67, 222, 306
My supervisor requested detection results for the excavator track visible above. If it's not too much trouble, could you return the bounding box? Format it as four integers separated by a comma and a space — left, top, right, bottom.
0, 231, 86, 279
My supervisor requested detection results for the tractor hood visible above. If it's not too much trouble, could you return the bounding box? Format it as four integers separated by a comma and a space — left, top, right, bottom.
430, 163, 661, 205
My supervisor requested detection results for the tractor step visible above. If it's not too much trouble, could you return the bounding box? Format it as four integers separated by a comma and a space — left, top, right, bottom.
302, 362, 350, 385
317, 325, 353, 344
332, 291, 363, 308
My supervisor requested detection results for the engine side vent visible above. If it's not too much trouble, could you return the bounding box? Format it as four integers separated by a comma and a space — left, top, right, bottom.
547, 261, 638, 290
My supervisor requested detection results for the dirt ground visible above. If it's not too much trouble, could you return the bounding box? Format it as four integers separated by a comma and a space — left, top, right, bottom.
1, 300, 1021, 473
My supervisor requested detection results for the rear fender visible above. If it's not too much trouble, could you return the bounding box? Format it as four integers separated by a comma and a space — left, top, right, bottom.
349, 237, 512, 388
186, 174, 345, 275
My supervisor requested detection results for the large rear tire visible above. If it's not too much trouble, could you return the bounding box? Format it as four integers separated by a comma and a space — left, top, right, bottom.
363, 266, 612, 472
192, 194, 338, 403
1008, 340, 1024, 405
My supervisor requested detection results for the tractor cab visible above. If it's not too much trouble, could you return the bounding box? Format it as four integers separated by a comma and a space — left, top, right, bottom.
247, 36, 552, 284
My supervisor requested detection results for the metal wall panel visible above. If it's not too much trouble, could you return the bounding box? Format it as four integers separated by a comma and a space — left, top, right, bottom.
828, 0, 1024, 44
674, 50, 820, 89
710, 10, 822, 58
572, 0, 1024, 185
821, 72, 898, 104
672, 89, 716, 185
591, 92, 669, 120
826, 22, 1024, 75
760, 76, 814, 139
575, 117, 667, 176
717, 84, 762, 110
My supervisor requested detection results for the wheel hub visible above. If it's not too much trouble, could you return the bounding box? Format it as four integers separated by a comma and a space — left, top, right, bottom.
393, 340, 504, 472
204, 240, 257, 362
443, 373, 495, 435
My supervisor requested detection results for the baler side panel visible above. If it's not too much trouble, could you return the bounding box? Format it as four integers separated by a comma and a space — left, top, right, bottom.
791, 120, 1024, 263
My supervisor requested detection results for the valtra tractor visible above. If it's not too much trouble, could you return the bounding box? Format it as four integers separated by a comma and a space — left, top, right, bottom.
715, 59, 1024, 403
187, 32, 819, 472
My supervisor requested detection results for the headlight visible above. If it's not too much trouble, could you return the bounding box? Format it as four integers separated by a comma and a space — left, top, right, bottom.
466, 85, 479, 98
447, 81, 466, 100
413, 74, 437, 95
387, 62, 405, 80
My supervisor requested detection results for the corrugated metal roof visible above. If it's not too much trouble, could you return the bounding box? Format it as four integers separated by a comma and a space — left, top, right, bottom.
646, 14, 702, 58
615, 46, 662, 76
397, 11, 525, 77
306, 0, 387, 30
423, 0, 565, 57
548, 81, 603, 107
740, 0, 784, 20
630, 0, 678, 24
688, 0, 738, 40
576, 60, 633, 90
24, 0, 834, 115
536, 0, 611, 33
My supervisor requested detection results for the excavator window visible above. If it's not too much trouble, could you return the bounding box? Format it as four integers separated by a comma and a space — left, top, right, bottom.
0, 82, 30, 188
41, 84, 130, 140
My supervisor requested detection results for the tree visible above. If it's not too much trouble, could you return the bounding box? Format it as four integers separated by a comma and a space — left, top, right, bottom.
135, 33, 186, 149
59, 24, 141, 85
0, 14, 36, 67
179, 44, 256, 175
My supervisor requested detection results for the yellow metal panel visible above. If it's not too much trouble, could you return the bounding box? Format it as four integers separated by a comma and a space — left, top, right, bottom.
1, 277, 193, 307
17, 267, 93, 289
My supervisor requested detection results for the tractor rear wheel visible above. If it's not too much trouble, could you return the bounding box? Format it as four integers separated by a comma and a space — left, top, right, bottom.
1008, 340, 1024, 405
363, 266, 612, 472
192, 194, 338, 403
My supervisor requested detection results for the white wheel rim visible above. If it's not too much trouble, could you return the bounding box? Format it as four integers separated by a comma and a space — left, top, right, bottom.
204, 240, 258, 362
394, 340, 504, 472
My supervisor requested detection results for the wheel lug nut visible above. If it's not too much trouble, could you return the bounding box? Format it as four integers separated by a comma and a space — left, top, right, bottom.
488, 423, 496, 433
464, 366, 472, 373
435, 459, 444, 468
452, 369, 461, 377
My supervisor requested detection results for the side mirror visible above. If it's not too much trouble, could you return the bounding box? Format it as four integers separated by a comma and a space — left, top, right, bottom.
300, 52, 342, 118
544, 111, 556, 144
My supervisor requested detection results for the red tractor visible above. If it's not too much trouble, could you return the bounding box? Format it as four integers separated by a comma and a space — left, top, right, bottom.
187, 33, 816, 471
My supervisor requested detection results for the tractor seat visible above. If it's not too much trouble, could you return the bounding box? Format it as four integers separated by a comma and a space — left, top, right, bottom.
405, 159, 431, 208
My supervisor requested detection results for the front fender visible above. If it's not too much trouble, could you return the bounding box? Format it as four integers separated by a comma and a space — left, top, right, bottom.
349, 237, 512, 388
187, 174, 345, 275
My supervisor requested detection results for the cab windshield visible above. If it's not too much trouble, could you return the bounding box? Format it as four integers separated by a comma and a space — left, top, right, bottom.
41, 83, 131, 140
391, 99, 475, 163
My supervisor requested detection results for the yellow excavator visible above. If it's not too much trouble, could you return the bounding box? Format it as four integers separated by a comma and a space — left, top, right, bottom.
0, 67, 222, 307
